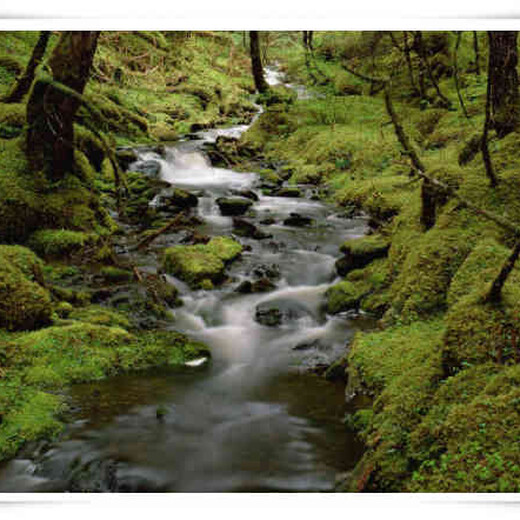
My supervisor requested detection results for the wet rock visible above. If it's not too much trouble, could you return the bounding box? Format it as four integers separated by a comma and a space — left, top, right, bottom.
292, 339, 323, 351
129, 159, 162, 179
155, 188, 198, 212
336, 235, 390, 276
232, 218, 272, 240
216, 197, 253, 216
252, 263, 281, 280
230, 189, 259, 201
274, 186, 301, 198
235, 278, 276, 294
260, 217, 276, 225
283, 213, 314, 227
255, 299, 314, 327
179, 231, 211, 245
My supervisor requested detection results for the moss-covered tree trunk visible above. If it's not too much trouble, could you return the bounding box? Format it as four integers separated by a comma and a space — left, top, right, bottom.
26, 31, 100, 181
3, 31, 51, 104
249, 31, 269, 94
487, 31, 519, 138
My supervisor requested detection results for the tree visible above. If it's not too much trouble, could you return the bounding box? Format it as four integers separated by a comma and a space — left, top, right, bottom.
3, 31, 51, 104
302, 31, 314, 51
249, 31, 269, 94
26, 31, 100, 181
487, 31, 519, 138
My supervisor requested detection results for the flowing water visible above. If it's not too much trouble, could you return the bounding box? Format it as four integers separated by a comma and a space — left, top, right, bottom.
0, 68, 371, 493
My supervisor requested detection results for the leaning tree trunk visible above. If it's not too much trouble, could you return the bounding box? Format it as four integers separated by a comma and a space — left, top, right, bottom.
487, 31, 519, 138
249, 31, 269, 94
473, 31, 481, 76
26, 31, 100, 181
3, 31, 51, 104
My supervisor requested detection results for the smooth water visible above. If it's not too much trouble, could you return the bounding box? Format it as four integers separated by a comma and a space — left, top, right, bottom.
0, 68, 371, 492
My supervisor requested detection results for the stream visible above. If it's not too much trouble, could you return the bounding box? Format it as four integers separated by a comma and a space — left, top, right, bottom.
0, 68, 370, 493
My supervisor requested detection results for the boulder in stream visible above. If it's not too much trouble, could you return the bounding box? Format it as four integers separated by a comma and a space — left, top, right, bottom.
232, 218, 272, 240
283, 213, 314, 227
216, 197, 253, 216
254, 298, 314, 327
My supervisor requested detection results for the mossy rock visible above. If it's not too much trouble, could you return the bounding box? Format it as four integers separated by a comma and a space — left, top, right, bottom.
447, 238, 511, 307
325, 281, 364, 314
336, 234, 390, 275
28, 229, 101, 259
0, 246, 52, 331
162, 236, 242, 288
216, 196, 253, 216
387, 228, 473, 323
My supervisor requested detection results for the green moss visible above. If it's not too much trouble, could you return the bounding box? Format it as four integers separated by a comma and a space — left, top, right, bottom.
409, 363, 520, 492
205, 236, 243, 262
68, 305, 132, 330
340, 234, 389, 257
346, 319, 445, 490
325, 280, 365, 314
163, 236, 242, 288
100, 266, 133, 283
0, 246, 52, 331
28, 229, 101, 259
447, 238, 511, 307
387, 228, 474, 323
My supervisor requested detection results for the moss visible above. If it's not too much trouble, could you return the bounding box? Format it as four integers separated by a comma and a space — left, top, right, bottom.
0, 388, 64, 462
28, 229, 101, 259
387, 228, 474, 323
68, 305, 132, 330
340, 234, 389, 257
346, 319, 445, 490
0, 246, 52, 331
442, 292, 520, 372
447, 238, 511, 307
73, 149, 96, 186
205, 236, 243, 262
409, 363, 520, 492
100, 266, 133, 283
325, 280, 365, 314
163, 236, 242, 288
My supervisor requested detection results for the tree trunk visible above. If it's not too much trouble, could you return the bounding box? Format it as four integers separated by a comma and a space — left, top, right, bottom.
482, 55, 498, 187
249, 31, 269, 94
414, 31, 451, 109
473, 31, 481, 75
486, 240, 520, 304
26, 31, 100, 181
3, 31, 51, 104
488, 31, 519, 138
453, 31, 469, 118
403, 31, 419, 96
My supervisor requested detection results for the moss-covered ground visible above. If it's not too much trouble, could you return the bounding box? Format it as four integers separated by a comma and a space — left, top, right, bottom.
236, 31, 520, 492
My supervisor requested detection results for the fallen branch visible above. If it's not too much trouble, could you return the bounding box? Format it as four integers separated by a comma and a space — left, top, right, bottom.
136, 213, 185, 251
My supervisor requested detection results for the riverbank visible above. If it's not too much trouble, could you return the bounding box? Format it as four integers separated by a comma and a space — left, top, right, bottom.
230, 33, 520, 492
0, 31, 256, 464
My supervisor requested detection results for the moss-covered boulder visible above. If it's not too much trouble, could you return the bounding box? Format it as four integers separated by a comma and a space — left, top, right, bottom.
386, 229, 473, 323
336, 234, 390, 276
28, 229, 101, 259
325, 281, 363, 314
0, 245, 52, 331
162, 236, 242, 288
